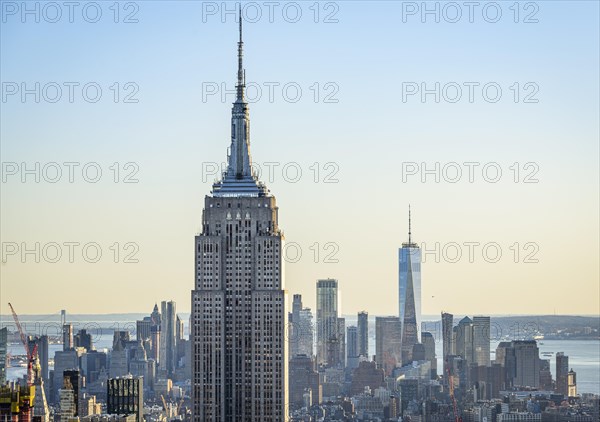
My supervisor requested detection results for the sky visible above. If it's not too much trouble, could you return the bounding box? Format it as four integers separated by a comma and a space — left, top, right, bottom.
1, 1, 599, 317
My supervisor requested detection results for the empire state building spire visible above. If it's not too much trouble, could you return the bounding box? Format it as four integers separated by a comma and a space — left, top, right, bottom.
236, 7, 245, 102
211, 10, 268, 198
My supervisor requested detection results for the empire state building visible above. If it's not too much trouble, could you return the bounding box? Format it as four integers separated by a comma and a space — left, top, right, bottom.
191, 16, 289, 422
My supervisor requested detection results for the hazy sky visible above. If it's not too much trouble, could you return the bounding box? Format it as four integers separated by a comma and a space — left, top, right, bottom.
1, 1, 598, 317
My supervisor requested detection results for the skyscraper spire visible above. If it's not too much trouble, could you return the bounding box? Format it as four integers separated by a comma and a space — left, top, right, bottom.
236, 6, 245, 102
408, 204, 412, 244
211, 10, 268, 198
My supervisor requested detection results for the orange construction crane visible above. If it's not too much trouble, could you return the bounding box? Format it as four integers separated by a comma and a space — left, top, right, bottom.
8, 303, 37, 386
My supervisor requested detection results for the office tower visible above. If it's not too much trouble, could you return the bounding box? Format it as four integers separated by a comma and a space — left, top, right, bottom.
297, 308, 314, 357
375, 316, 402, 376
149, 304, 161, 364
567, 369, 577, 397
107, 377, 144, 422
472, 316, 491, 367
539, 359, 553, 390
160, 300, 177, 377
347, 326, 358, 360
316, 279, 342, 367
441, 312, 453, 377
421, 331, 437, 378
52, 349, 79, 404
113, 330, 130, 349
62, 323, 73, 351
512, 340, 540, 388
136, 318, 152, 342
74, 329, 93, 351
82, 350, 107, 384
556, 352, 569, 396
289, 355, 321, 410
130, 341, 149, 384
62, 370, 80, 417
455, 316, 474, 366
109, 341, 128, 378
337, 318, 346, 368
290, 294, 304, 358
176, 315, 184, 341
0, 328, 8, 384
399, 207, 421, 365
191, 14, 288, 421
357, 311, 369, 358
59, 387, 76, 422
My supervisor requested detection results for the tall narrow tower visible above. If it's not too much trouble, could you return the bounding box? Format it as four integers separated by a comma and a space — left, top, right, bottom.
399, 206, 421, 365
191, 13, 288, 421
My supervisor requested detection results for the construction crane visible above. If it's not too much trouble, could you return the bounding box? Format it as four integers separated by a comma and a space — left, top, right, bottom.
8, 303, 37, 386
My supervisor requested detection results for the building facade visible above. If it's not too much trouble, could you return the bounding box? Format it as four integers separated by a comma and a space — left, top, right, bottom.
191, 15, 288, 421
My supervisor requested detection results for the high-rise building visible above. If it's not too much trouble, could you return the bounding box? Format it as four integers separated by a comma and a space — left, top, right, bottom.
290, 295, 313, 358
337, 317, 346, 368
191, 14, 288, 421
567, 369, 577, 397
0, 328, 7, 384
472, 316, 491, 367
136, 318, 152, 342
74, 329, 93, 352
455, 316, 474, 366
421, 331, 437, 378
512, 340, 540, 388
288, 355, 320, 410
347, 326, 358, 359
556, 352, 569, 396
375, 317, 402, 376
441, 312, 453, 378
399, 207, 421, 365
160, 300, 177, 378
357, 311, 369, 358
107, 377, 144, 422
82, 350, 107, 384
316, 279, 342, 367
52, 349, 79, 404
62, 370, 80, 418
62, 324, 73, 351
298, 308, 314, 357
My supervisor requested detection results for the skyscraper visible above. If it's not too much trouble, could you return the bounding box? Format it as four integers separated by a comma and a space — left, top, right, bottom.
512, 340, 540, 388
347, 326, 358, 360
375, 317, 402, 376
357, 311, 369, 358
107, 377, 144, 422
316, 279, 342, 367
472, 316, 491, 367
441, 312, 453, 377
159, 300, 177, 378
290, 294, 313, 358
399, 207, 421, 365
421, 331, 437, 378
556, 352, 569, 396
62, 323, 73, 351
191, 14, 288, 421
